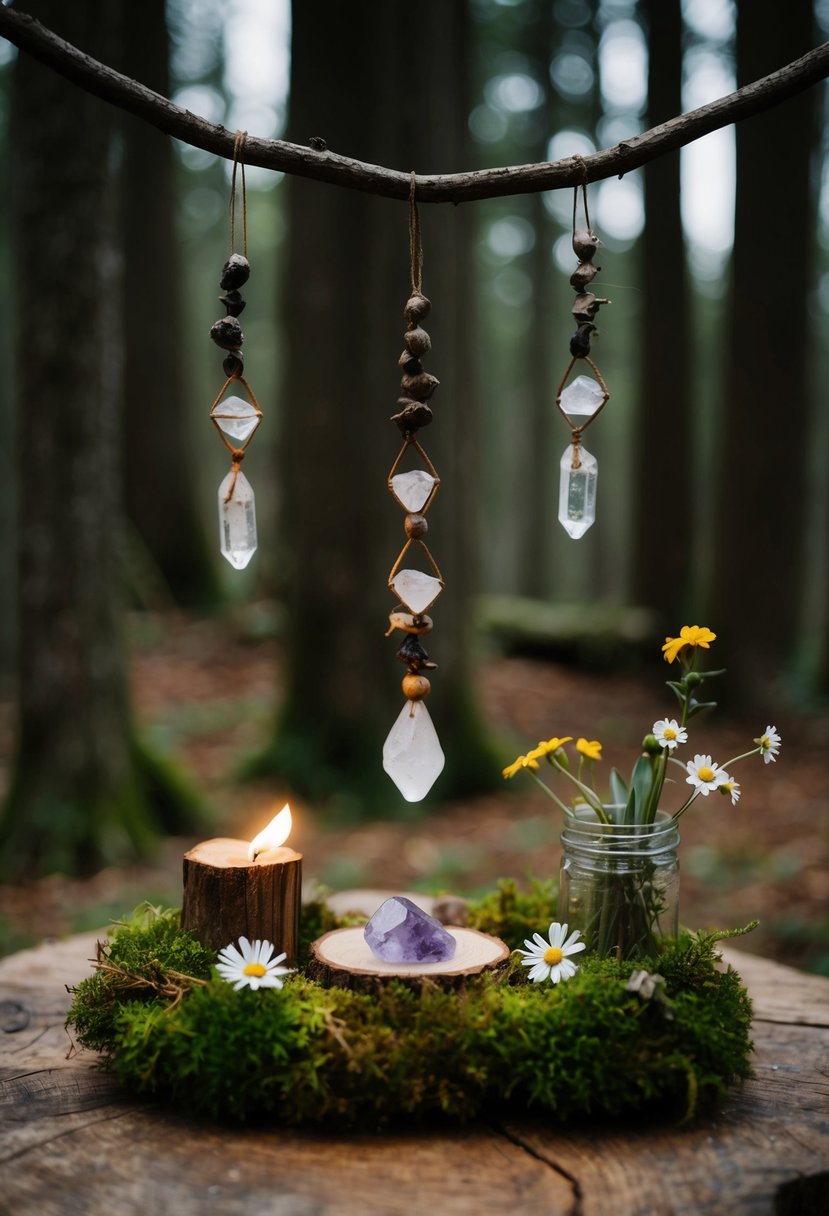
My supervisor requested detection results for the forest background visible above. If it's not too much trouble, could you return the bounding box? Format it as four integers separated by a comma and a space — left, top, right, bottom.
0, 0, 827, 972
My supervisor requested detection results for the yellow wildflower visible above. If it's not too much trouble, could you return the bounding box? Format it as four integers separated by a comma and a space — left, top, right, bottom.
661, 625, 717, 664
533, 736, 573, 758
576, 737, 603, 761
502, 752, 541, 779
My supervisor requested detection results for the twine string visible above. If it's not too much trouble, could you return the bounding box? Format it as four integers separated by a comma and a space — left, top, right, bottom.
229, 130, 248, 257
409, 170, 423, 295
571, 157, 591, 235
224, 448, 245, 503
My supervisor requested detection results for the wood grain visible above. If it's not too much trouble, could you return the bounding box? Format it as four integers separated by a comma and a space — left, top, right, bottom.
1, 923, 828, 1215
307, 925, 509, 992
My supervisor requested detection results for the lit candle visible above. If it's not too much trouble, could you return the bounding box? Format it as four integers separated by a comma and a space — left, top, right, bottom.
181, 804, 302, 962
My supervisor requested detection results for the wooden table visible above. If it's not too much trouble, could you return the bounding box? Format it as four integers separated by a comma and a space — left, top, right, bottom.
1, 934, 827, 1215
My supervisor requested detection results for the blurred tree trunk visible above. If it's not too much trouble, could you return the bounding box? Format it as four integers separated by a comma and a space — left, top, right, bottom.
518, 0, 556, 598
0, 1, 200, 875
259, 0, 493, 809
711, 0, 816, 701
0, 66, 13, 677
121, 0, 219, 607
632, 0, 690, 624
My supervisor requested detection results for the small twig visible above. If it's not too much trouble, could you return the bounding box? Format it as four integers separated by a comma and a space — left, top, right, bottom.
92, 943, 207, 1010
0, 6, 826, 203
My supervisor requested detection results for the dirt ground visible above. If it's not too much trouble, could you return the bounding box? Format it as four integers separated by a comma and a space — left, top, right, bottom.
1, 610, 827, 972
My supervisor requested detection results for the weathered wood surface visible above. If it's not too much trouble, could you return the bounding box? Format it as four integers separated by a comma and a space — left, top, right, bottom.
307, 925, 509, 992
1, 932, 827, 1215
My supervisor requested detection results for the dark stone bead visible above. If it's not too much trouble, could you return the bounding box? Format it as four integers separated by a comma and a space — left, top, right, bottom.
572, 229, 601, 262
220, 290, 246, 317
571, 292, 598, 323
220, 253, 250, 291
403, 327, 431, 356
572, 293, 610, 324
404, 293, 431, 324
569, 326, 593, 357
398, 351, 423, 374
405, 513, 428, 539
392, 401, 433, 433
570, 263, 599, 290
210, 316, 244, 350
396, 634, 437, 671
223, 350, 244, 377
400, 371, 439, 400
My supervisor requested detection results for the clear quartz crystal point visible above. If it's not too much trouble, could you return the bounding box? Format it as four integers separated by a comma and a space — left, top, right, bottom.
391, 569, 442, 614
559, 375, 605, 418
218, 470, 257, 569
558, 444, 597, 539
390, 470, 436, 512
383, 699, 445, 801
212, 395, 260, 443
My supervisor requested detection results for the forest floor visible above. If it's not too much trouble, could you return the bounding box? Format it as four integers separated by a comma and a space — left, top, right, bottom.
1, 608, 828, 973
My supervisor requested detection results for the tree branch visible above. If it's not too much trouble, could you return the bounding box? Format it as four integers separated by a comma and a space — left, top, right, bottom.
1, 5, 827, 203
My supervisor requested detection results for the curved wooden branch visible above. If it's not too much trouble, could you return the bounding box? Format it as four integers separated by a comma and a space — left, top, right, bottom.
1, 6, 827, 203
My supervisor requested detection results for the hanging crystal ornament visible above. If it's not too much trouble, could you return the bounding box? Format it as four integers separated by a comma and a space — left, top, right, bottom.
554, 180, 611, 539
383, 174, 445, 802
208, 132, 264, 569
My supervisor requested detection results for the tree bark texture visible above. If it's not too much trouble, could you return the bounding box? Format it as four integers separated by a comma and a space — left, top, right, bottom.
271, 0, 493, 806
712, 0, 817, 700
121, 0, 218, 608
0, 3, 826, 202
633, 0, 692, 624
181, 839, 302, 962
0, 1, 198, 874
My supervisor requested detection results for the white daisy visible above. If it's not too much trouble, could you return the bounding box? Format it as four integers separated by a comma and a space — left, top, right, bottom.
518, 921, 586, 985
652, 718, 688, 750
719, 778, 741, 805
215, 936, 294, 991
685, 754, 730, 796
756, 725, 781, 765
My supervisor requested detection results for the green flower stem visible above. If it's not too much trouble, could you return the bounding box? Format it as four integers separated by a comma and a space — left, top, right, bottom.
720, 747, 762, 768
672, 788, 701, 822
549, 757, 609, 821
527, 770, 572, 815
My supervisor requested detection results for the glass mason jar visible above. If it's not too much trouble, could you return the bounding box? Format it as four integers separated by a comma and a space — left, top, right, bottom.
558, 808, 680, 960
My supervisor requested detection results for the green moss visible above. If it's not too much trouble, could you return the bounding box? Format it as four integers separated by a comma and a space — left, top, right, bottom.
67, 901, 753, 1127
467, 877, 557, 943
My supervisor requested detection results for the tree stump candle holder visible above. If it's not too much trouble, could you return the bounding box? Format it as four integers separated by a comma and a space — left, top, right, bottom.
181, 838, 302, 963
308, 925, 509, 993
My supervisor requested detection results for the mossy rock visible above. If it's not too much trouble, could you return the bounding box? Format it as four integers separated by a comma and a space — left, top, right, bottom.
67, 895, 754, 1127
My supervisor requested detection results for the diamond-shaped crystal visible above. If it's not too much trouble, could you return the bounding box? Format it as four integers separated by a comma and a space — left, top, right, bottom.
390, 470, 436, 512
558, 444, 597, 539
218, 471, 257, 569
559, 375, 605, 418
391, 569, 442, 614
383, 699, 445, 801
212, 395, 260, 444
364, 896, 456, 963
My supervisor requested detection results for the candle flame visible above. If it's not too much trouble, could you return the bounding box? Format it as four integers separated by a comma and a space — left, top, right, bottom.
248, 803, 292, 861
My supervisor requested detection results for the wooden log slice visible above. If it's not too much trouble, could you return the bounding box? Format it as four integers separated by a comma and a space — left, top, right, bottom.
307, 926, 510, 993
181, 838, 302, 963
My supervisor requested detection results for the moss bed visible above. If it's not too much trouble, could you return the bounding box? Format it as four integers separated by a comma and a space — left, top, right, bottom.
67, 884, 754, 1126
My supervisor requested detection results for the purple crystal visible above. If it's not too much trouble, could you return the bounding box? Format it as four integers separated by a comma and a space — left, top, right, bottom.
364, 896, 457, 964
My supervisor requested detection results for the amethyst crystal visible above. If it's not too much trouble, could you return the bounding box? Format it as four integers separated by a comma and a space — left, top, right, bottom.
364, 896, 456, 964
